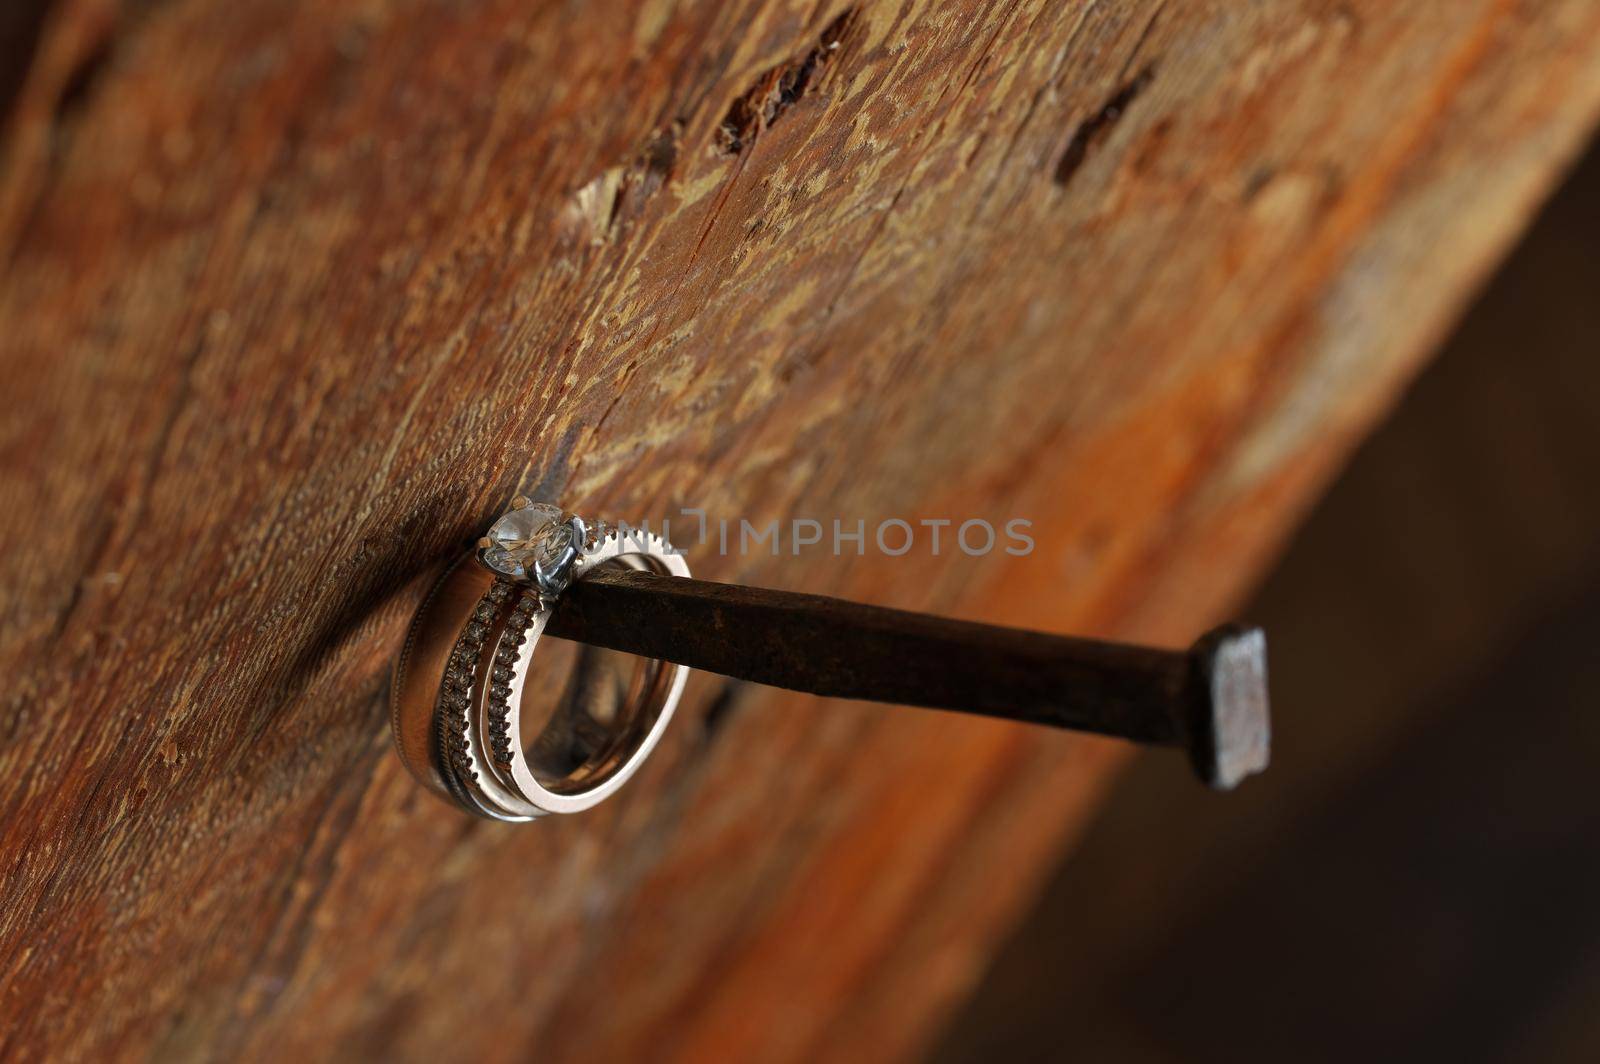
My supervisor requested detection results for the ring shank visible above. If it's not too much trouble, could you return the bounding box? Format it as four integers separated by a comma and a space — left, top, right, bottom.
492, 540, 689, 816
390, 552, 494, 807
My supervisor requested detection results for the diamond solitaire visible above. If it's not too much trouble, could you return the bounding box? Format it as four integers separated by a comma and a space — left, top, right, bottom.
478, 498, 583, 594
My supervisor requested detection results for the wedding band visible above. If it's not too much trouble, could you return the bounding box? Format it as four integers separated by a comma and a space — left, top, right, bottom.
391, 498, 689, 820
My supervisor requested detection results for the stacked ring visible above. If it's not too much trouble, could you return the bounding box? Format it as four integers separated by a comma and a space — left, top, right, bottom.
391, 498, 690, 821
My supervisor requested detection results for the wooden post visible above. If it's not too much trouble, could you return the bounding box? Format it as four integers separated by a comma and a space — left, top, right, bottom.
1, 0, 1596, 1058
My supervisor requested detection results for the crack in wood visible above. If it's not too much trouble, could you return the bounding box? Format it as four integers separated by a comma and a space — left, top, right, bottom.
1054, 64, 1156, 188
717, 7, 858, 155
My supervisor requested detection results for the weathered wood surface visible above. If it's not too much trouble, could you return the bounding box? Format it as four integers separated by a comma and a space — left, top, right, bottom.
0, 0, 1595, 1059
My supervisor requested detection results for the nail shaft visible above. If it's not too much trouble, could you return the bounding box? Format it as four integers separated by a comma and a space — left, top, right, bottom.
545, 568, 1270, 788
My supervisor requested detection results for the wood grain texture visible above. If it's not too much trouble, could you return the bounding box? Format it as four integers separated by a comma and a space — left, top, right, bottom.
1, 0, 1596, 1060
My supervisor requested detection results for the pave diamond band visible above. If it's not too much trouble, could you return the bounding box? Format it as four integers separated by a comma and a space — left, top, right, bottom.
391, 498, 690, 821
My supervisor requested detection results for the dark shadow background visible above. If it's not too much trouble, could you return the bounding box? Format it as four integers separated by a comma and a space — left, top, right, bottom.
940, 138, 1600, 1063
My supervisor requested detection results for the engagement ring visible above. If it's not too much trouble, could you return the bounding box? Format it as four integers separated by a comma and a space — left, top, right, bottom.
391, 498, 690, 820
